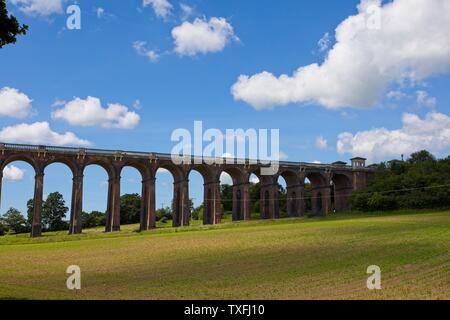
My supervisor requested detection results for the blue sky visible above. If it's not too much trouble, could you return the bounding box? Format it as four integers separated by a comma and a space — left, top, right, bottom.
1, 0, 450, 215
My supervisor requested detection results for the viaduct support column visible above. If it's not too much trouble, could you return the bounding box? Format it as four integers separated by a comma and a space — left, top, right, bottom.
286, 184, 305, 217
0, 171, 3, 210
140, 177, 156, 231
203, 181, 221, 225
173, 180, 190, 227
31, 169, 44, 238
232, 183, 250, 221
260, 183, 279, 219
311, 185, 331, 216
334, 186, 352, 212
106, 174, 121, 232
69, 169, 83, 234
241, 182, 251, 220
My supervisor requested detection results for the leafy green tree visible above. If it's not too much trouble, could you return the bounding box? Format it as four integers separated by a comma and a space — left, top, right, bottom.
191, 205, 203, 220
120, 193, 141, 224
26, 198, 33, 227
350, 150, 450, 211
155, 206, 172, 223
249, 182, 260, 214
0, 0, 28, 48
42, 192, 69, 231
81, 211, 106, 228
0, 207, 28, 234
408, 150, 435, 164
220, 184, 233, 212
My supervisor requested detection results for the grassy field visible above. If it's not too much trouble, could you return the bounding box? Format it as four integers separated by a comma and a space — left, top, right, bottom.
0, 210, 449, 300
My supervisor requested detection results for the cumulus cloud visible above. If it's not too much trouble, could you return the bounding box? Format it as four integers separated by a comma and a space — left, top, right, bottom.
10, 0, 64, 16
232, 0, 450, 109
172, 17, 238, 56
315, 136, 328, 150
52, 96, 140, 129
337, 112, 450, 162
0, 122, 91, 146
0, 87, 32, 118
133, 41, 159, 62
3, 165, 25, 181
143, 0, 172, 19
416, 91, 437, 108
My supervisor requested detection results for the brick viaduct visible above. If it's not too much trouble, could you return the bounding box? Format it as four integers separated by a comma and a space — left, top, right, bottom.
0, 143, 372, 237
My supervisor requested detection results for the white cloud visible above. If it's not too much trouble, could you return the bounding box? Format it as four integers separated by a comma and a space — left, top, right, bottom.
10, 0, 64, 16
52, 96, 140, 129
315, 136, 328, 150
133, 41, 159, 62
231, 0, 450, 110
311, 160, 322, 164
318, 32, 331, 52
171, 17, 238, 56
220, 172, 232, 185
180, 3, 193, 21
3, 165, 25, 181
416, 91, 437, 108
387, 90, 408, 101
0, 122, 91, 146
337, 112, 450, 162
143, 0, 172, 19
0, 87, 32, 118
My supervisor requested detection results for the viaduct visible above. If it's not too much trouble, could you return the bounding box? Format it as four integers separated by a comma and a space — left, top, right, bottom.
0, 143, 372, 237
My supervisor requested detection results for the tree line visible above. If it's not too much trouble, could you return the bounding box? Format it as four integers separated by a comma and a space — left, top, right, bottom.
350, 150, 450, 211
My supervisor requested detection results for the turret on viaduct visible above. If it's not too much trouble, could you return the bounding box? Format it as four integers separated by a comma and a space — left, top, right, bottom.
0, 143, 372, 237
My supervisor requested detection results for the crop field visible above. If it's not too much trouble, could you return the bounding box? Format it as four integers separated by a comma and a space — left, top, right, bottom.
0, 210, 449, 300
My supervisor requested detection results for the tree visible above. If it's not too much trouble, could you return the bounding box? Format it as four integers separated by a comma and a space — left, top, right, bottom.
155, 206, 172, 223
350, 150, 450, 211
0, 207, 28, 234
26, 198, 33, 228
82, 211, 106, 228
220, 184, 233, 212
120, 193, 141, 224
0, 0, 28, 48
42, 192, 69, 231
408, 150, 435, 164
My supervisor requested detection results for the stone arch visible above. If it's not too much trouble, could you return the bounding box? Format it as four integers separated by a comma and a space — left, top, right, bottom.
43, 158, 77, 177
247, 167, 278, 220
303, 170, 331, 216
1, 154, 39, 174
277, 169, 303, 217
155, 163, 188, 227
82, 159, 118, 232
219, 166, 248, 221
187, 164, 220, 225
1, 154, 43, 237
331, 172, 353, 212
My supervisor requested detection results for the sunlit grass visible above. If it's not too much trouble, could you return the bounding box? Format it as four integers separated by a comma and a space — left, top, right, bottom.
0, 210, 448, 300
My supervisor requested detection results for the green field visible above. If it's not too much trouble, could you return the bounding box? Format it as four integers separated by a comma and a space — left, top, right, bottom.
0, 210, 449, 300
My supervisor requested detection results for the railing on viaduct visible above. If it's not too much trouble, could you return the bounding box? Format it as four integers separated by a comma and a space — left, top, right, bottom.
0, 142, 373, 237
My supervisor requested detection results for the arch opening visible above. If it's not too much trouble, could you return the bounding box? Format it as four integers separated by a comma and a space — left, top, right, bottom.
82, 164, 109, 230
42, 162, 72, 232
1, 161, 35, 235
